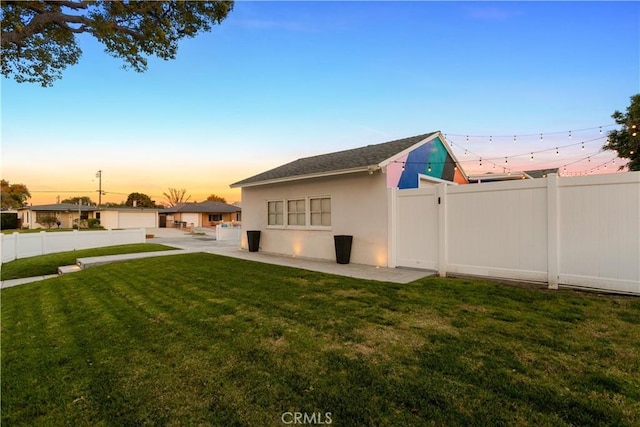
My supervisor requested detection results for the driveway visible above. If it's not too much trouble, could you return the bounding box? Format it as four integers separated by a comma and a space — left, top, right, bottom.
145, 227, 239, 251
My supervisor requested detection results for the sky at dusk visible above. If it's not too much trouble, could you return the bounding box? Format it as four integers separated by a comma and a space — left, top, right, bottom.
2, 1, 639, 206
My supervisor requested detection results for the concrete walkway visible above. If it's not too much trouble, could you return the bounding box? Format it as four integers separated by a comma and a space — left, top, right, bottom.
1, 227, 435, 289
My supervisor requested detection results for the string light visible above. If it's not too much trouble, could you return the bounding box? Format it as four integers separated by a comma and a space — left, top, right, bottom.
530, 152, 534, 161
427, 163, 432, 172
569, 130, 572, 139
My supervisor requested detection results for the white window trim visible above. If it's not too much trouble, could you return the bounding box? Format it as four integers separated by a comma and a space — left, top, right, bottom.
266, 196, 332, 230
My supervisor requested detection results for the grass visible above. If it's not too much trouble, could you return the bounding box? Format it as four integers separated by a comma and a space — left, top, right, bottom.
2, 253, 639, 426
0, 243, 176, 280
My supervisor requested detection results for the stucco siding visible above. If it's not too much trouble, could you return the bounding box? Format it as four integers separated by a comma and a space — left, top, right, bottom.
240, 172, 389, 266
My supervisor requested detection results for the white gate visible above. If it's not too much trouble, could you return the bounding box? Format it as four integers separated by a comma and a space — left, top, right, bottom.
392, 186, 441, 272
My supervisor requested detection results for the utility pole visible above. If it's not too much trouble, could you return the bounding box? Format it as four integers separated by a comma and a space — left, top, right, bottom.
96, 170, 103, 206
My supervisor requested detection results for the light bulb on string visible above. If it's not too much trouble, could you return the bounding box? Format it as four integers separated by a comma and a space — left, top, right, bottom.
599, 126, 602, 135
569, 130, 572, 139
581, 142, 584, 150
540, 133, 543, 142
530, 152, 534, 161
513, 135, 516, 143
401, 162, 405, 171
466, 135, 469, 144
489, 136, 493, 144
427, 163, 432, 172
556, 147, 559, 156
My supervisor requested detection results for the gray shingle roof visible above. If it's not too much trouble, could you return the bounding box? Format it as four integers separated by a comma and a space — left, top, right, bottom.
160, 200, 241, 214
524, 168, 559, 178
231, 132, 438, 187
23, 203, 99, 212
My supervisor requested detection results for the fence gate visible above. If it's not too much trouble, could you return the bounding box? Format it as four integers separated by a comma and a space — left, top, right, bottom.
393, 187, 440, 271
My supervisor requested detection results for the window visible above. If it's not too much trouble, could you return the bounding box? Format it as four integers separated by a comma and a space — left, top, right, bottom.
36, 212, 55, 223
287, 199, 306, 226
268, 201, 283, 225
267, 197, 332, 229
310, 197, 331, 226
208, 214, 222, 222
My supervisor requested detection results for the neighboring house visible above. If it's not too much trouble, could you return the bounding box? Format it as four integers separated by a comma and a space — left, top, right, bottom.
17, 204, 159, 229
230, 131, 467, 266
468, 168, 560, 183
159, 200, 242, 228
96, 206, 159, 229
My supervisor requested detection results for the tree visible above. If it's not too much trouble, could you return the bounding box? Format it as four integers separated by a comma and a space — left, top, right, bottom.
163, 187, 190, 207
61, 196, 93, 205
1, 179, 31, 209
206, 194, 227, 203
125, 192, 156, 208
1, 1, 234, 87
38, 215, 58, 229
603, 94, 640, 171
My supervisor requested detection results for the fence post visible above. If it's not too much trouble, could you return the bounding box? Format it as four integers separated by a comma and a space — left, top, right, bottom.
40, 231, 47, 255
547, 174, 559, 289
437, 183, 448, 277
387, 187, 398, 268
13, 232, 19, 262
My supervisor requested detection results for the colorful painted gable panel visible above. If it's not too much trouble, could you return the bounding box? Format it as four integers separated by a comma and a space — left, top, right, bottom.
386, 136, 467, 188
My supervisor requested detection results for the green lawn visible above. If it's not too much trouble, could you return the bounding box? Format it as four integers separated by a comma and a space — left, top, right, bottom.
0, 243, 176, 280
2, 253, 639, 426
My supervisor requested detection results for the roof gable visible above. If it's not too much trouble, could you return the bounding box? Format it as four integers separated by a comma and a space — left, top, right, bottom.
231, 132, 438, 188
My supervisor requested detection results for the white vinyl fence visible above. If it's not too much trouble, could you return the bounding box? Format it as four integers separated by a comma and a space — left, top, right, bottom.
390, 172, 640, 295
1, 229, 146, 263
215, 223, 242, 241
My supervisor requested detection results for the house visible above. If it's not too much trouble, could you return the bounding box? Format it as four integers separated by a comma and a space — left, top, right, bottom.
17, 204, 159, 229
159, 200, 242, 228
468, 168, 560, 183
230, 132, 467, 266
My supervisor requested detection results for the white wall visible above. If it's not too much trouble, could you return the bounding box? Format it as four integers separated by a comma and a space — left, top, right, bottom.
1, 229, 146, 263
391, 172, 640, 295
240, 172, 389, 266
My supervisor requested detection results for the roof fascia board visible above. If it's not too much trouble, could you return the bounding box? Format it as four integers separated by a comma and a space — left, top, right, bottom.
230, 166, 372, 188
379, 133, 440, 168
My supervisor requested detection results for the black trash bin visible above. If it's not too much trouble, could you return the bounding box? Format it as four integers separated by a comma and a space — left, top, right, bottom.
247, 230, 261, 252
334, 235, 353, 264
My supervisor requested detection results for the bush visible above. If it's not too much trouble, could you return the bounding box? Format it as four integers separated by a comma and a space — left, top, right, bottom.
1, 213, 18, 230
72, 219, 88, 229
39, 215, 59, 229
88, 218, 101, 229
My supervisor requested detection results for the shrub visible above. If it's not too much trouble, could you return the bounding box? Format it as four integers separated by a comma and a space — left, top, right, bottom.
0, 213, 18, 230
